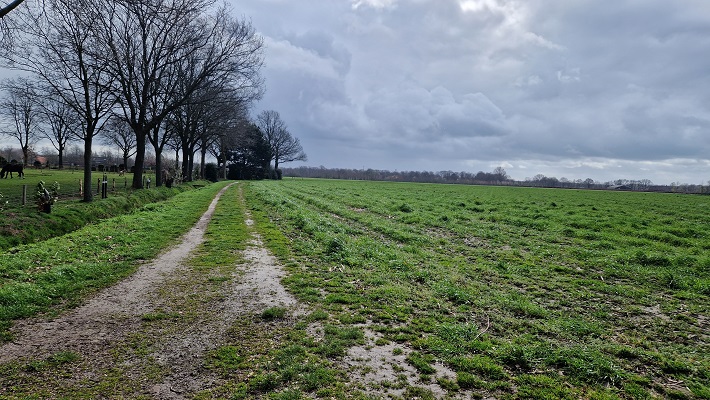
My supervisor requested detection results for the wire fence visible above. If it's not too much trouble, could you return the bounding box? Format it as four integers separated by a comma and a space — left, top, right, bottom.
0, 170, 157, 208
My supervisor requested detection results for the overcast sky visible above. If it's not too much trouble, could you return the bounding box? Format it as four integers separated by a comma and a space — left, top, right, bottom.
1, 1, 708, 184
228, 0, 710, 184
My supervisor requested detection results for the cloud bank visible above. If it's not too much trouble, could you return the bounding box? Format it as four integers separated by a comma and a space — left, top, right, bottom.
233, 0, 710, 184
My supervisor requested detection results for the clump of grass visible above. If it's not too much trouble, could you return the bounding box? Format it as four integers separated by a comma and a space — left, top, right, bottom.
141, 311, 182, 322
456, 371, 485, 389
406, 351, 436, 375
261, 307, 287, 320
398, 203, 414, 213
450, 355, 507, 380
315, 325, 364, 358
208, 345, 246, 373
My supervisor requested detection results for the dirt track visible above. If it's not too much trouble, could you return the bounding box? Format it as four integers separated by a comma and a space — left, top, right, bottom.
0, 183, 302, 398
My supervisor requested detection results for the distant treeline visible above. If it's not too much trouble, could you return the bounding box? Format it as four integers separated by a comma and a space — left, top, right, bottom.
281, 166, 710, 194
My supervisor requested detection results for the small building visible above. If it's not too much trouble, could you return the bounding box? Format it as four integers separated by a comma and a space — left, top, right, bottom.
34, 156, 49, 168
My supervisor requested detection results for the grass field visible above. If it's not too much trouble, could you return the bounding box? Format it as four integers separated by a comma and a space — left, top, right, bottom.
0, 168, 155, 205
244, 179, 709, 399
1, 177, 708, 398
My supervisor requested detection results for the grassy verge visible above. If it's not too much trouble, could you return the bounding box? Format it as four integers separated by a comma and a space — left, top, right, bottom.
0, 181, 229, 341
0, 171, 209, 251
242, 179, 710, 399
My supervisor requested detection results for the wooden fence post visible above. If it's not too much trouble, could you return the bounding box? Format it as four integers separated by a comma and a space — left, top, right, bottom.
22, 185, 27, 206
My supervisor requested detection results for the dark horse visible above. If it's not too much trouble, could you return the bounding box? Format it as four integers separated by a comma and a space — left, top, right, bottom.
0, 164, 24, 179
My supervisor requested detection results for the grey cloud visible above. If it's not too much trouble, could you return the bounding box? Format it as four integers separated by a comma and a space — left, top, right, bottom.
363, 84, 510, 141
229, 0, 710, 184
281, 31, 352, 76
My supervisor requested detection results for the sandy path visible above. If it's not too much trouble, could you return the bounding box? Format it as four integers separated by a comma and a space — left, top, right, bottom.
148, 212, 303, 398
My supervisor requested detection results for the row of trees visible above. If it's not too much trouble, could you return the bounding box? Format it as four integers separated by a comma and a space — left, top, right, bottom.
0, 104, 308, 182
282, 166, 511, 184
0, 0, 265, 201
280, 166, 708, 194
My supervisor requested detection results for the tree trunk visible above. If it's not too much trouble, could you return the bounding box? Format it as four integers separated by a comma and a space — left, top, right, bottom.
200, 146, 206, 180
22, 146, 29, 167
151, 126, 164, 187
82, 138, 93, 202
155, 152, 163, 187
180, 146, 190, 182
220, 141, 227, 179
132, 130, 146, 189
188, 152, 194, 181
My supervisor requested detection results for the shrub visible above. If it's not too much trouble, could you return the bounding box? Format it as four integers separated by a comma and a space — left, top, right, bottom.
35, 181, 60, 213
205, 163, 219, 182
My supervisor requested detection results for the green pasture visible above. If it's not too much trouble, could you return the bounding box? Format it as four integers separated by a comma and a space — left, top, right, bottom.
244, 179, 710, 399
1, 177, 708, 398
0, 168, 188, 252
0, 168, 156, 205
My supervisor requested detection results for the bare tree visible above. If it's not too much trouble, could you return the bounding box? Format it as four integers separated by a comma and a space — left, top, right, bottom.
0, 77, 41, 166
37, 93, 78, 169
256, 110, 307, 173
270, 133, 307, 173
492, 166, 510, 181
1, 145, 20, 162
7, 0, 115, 201
168, 89, 202, 182
197, 86, 247, 180
96, 0, 263, 189
102, 117, 136, 171
209, 97, 250, 179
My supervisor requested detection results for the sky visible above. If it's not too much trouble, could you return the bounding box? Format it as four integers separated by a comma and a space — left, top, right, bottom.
227, 0, 710, 184
1, 1, 709, 185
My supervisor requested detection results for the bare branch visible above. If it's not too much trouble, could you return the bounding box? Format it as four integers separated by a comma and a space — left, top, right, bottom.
0, 0, 25, 19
